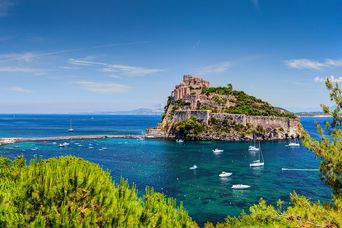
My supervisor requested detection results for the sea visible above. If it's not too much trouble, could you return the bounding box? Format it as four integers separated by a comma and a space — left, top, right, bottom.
0, 114, 332, 224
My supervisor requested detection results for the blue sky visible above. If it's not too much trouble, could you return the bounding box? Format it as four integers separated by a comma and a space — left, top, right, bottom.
0, 0, 341, 113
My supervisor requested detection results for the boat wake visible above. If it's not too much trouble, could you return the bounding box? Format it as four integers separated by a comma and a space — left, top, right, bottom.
281, 168, 319, 171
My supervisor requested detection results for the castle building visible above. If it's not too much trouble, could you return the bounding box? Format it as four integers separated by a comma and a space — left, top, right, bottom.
171, 75, 210, 100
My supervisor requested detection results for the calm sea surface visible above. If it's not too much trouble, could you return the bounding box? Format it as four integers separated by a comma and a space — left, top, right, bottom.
0, 114, 332, 224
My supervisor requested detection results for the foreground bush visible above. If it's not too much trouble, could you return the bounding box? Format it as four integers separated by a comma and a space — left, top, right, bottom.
0, 156, 198, 227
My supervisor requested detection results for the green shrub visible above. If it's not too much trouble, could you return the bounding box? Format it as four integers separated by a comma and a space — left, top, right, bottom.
172, 116, 206, 138
0, 156, 198, 227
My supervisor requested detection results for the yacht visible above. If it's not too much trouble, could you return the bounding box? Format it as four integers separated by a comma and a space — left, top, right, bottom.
219, 171, 232, 177
213, 148, 224, 153
248, 139, 260, 151
232, 184, 250, 189
189, 165, 198, 170
288, 139, 300, 147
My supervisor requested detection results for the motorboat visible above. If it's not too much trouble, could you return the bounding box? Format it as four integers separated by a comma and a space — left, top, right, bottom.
213, 148, 224, 153
189, 165, 198, 170
176, 139, 184, 143
248, 145, 260, 151
219, 171, 232, 177
248, 139, 260, 151
288, 141, 300, 147
58, 142, 69, 147
232, 184, 250, 189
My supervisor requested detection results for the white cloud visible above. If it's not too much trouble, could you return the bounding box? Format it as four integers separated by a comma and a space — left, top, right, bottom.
0, 0, 14, 16
198, 61, 232, 74
314, 75, 342, 83
101, 64, 162, 75
59, 66, 81, 70
68, 58, 105, 66
76, 81, 130, 93
0, 67, 45, 75
69, 57, 163, 76
0, 52, 35, 62
285, 58, 342, 70
8, 86, 32, 94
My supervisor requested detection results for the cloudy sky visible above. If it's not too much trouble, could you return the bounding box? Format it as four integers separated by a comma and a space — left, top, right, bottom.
0, 0, 341, 113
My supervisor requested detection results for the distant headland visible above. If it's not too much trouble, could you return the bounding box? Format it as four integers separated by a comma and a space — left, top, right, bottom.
147, 75, 302, 141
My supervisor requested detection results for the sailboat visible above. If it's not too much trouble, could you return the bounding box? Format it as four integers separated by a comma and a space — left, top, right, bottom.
67, 120, 74, 132
250, 148, 264, 167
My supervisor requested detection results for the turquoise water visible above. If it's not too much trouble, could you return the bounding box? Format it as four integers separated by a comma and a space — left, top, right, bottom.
0, 115, 332, 224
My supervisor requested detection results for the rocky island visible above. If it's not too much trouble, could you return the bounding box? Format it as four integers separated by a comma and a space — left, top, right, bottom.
147, 75, 302, 140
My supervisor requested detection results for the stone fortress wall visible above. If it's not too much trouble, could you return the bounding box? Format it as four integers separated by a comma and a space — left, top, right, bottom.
173, 110, 299, 132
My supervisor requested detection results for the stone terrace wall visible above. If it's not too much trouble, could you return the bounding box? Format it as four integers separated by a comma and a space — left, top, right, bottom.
172, 111, 299, 131
210, 113, 247, 126
173, 110, 211, 124
245, 116, 291, 129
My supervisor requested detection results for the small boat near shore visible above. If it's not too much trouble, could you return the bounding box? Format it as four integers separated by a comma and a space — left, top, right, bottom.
248, 139, 260, 151
219, 171, 232, 177
287, 140, 300, 147
176, 139, 184, 143
213, 148, 224, 153
232, 184, 250, 189
58, 142, 70, 148
189, 165, 198, 170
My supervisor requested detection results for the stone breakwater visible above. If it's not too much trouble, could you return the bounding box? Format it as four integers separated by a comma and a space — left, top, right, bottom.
0, 134, 144, 146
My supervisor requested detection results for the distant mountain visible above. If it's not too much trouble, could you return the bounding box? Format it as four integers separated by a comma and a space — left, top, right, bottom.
296, 111, 330, 117
101, 108, 163, 115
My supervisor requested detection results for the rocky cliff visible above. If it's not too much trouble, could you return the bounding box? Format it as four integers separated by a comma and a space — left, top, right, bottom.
146, 75, 302, 140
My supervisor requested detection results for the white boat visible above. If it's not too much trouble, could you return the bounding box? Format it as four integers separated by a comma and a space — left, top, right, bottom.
250, 148, 264, 167
213, 148, 224, 153
176, 139, 184, 143
189, 165, 198, 170
67, 120, 74, 132
58, 142, 69, 147
232, 184, 250, 189
248, 139, 260, 151
288, 140, 300, 147
219, 171, 232, 177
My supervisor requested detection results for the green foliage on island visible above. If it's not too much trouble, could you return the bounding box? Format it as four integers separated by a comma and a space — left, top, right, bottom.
226, 90, 296, 118
202, 84, 233, 96
0, 156, 198, 227
201, 84, 296, 118
172, 116, 206, 139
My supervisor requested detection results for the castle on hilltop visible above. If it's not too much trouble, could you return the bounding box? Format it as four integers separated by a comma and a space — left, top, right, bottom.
146, 74, 301, 141
172, 75, 210, 100
170, 74, 233, 111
